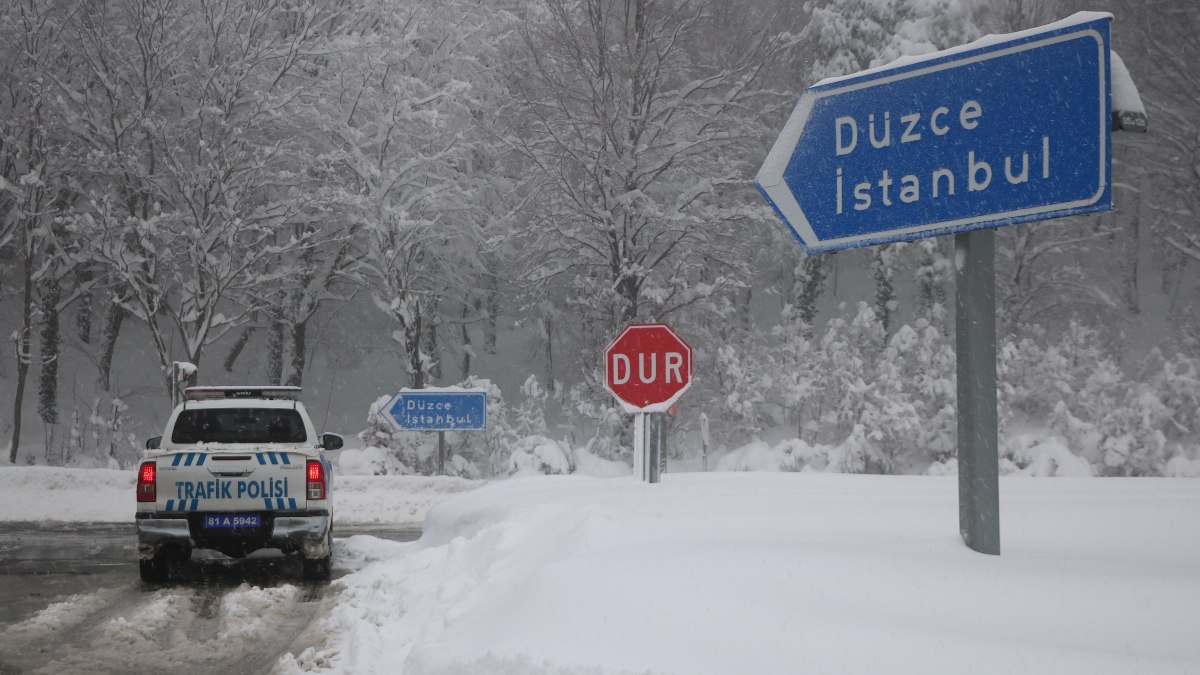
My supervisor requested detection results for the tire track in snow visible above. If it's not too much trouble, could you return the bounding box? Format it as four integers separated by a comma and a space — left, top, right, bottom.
0, 526, 416, 673
5, 582, 326, 674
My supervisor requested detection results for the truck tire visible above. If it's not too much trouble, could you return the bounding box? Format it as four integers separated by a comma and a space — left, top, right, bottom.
139, 554, 168, 583
139, 545, 189, 583
302, 530, 332, 582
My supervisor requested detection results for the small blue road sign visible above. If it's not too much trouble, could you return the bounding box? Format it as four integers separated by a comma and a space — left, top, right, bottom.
387, 389, 487, 431
757, 13, 1112, 254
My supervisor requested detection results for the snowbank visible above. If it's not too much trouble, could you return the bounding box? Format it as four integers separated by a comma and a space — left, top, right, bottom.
282, 473, 1200, 674
0, 466, 134, 522
333, 475, 480, 528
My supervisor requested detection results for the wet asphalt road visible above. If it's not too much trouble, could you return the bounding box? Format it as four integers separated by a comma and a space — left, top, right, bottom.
0, 522, 420, 674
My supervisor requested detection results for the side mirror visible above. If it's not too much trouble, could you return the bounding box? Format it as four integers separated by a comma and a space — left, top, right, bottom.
145, 436, 162, 450
321, 433, 344, 451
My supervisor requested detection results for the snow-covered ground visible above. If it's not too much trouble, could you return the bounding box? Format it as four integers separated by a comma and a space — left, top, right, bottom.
276, 473, 1200, 674
4, 464, 1198, 674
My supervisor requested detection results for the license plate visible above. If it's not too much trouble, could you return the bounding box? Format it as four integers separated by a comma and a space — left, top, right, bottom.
203, 514, 261, 529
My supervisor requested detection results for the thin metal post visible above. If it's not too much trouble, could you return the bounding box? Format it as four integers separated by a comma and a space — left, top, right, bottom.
437, 431, 446, 476
633, 413, 646, 481
955, 229, 1000, 555
648, 414, 662, 483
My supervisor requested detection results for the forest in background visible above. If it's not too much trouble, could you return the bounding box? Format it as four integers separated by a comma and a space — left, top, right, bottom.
1, 0, 1197, 477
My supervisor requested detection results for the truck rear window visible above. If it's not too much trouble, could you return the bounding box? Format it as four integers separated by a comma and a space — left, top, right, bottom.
171, 408, 308, 444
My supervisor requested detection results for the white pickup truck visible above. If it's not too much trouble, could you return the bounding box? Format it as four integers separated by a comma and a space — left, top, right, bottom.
136, 386, 342, 582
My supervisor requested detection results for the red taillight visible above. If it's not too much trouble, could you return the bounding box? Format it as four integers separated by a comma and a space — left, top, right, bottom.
306, 460, 326, 500
137, 461, 157, 503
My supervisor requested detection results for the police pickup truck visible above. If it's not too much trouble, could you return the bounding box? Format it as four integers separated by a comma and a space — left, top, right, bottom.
136, 386, 342, 582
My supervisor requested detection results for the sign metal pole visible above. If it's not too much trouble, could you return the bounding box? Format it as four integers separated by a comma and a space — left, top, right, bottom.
437, 430, 446, 476
633, 412, 647, 481
647, 414, 662, 484
955, 229, 1000, 555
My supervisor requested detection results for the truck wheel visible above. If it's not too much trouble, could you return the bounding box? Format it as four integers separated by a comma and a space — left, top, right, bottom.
139, 554, 167, 583
302, 531, 332, 582
140, 545, 188, 583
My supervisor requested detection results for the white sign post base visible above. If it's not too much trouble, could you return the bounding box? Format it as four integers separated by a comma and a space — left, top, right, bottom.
633, 412, 647, 481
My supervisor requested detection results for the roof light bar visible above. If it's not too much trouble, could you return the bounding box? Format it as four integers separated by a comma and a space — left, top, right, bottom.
183, 386, 302, 401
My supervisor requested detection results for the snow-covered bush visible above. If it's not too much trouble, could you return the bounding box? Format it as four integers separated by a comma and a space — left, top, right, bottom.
1142, 349, 1200, 447
571, 444, 630, 477
1000, 431, 1095, 477
1164, 453, 1200, 478
764, 301, 957, 474
448, 454, 482, 480
825, 423, 876, 474
357, 395, 426, 474
996, 322, 1200, 476
454, 377, 516, 477
507, 435, 573, 476
339, 445, 413, 476
716, 438, 831, 472
1092, 349, 1200, 476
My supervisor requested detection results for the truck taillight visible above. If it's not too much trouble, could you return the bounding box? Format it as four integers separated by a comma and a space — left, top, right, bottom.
137, 462, 156, 503
306, 460, 326, 500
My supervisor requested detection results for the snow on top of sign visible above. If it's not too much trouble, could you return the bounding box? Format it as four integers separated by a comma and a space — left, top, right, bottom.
814, 11, 1114, 87
1110, 50, 1145, 115
396, 386, 488, 394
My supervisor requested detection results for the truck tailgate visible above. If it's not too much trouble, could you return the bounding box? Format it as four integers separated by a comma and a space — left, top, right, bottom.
156, 450, 308, 512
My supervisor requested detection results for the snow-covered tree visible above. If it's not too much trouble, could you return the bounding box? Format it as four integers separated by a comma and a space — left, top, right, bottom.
505, 0, 792, 354
1, 0, 78, 461
327, 0, 513, 389
1120, 1, 1200, 268
513, 374, 550, 438
60, 0, 352, 401
995, 221, 1122, 337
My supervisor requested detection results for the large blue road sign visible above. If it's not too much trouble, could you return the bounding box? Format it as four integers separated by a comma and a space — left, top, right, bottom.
757, 13, 1112, 254
387, 389, 487, 431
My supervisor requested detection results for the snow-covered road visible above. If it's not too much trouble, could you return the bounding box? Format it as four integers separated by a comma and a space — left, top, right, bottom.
0, 523, 418, 674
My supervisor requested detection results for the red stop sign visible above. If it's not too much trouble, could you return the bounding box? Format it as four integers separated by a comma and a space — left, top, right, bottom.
604, 323, 692, 412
